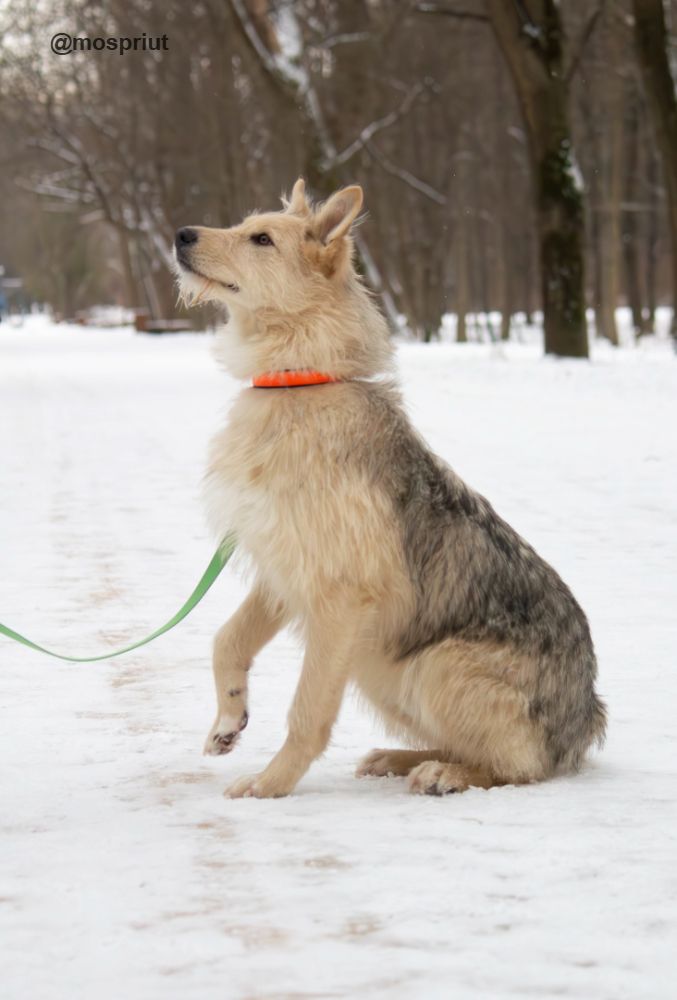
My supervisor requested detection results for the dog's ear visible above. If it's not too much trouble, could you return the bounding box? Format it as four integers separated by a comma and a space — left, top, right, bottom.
283, 177, 310, 216
313, 186, 363, 245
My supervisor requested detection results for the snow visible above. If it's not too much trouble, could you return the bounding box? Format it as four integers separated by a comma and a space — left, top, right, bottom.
1, 315, 676, 999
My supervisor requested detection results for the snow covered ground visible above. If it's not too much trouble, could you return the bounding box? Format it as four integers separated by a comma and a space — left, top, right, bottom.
1, 315, 676, 1000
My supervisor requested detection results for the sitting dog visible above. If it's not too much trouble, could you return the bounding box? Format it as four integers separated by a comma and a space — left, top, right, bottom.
173, 178, 606, 798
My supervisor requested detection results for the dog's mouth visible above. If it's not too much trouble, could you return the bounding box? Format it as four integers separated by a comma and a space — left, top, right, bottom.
176, 253, 239, 293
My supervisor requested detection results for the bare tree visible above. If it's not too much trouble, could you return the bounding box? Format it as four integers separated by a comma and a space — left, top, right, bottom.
632, 0, 677, 333
0, 0, 673, 347
487, 0, 588, 357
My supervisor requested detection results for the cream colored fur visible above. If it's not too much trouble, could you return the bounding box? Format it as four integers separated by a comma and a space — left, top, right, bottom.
175, 178, 550, 798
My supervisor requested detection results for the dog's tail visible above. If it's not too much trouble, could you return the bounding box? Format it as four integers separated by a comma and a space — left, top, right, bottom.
535, 642, 607, 774
551, 678, 607, 774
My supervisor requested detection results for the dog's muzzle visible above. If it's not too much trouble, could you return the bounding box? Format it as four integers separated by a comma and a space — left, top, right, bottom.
175, 227, 198, 267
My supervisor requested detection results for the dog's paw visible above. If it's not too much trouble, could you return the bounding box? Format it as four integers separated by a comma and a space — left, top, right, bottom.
203, 709, 249, 756
407, 761, 469, 796
224, 771, 292, 800
355, 749, 401, 778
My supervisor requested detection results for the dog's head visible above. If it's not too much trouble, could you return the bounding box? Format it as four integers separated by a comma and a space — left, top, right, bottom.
173, 178, 363, 313
173, 179, 394, 381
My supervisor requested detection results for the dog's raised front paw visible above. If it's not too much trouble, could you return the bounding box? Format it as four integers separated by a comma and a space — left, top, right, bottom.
203, 709, 249, 756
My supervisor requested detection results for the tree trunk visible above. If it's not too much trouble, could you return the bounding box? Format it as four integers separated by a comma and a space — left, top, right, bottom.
632, 0, 677, 334
117, 227, 140, 309
493, 51, 512, 341
597, 10, 623, 345
579, 93, 605, 342
455, 226, 469, 342
622, 88, 645, 337
645, 148, 659, 333
487, 0, 588, 357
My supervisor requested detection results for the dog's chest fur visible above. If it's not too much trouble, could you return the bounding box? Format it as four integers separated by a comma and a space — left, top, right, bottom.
204, 384, 402, 608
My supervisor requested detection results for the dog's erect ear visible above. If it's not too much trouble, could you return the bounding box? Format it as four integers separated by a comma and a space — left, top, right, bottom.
283, 177, 310, 216
313, 186, 363, 244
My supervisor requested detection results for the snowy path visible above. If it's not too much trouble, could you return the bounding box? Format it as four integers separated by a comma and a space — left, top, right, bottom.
1, 318, 676, 999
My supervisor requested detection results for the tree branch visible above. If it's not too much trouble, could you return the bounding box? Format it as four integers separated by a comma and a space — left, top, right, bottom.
414, 3, 489, 22
318, 31, 372, 49
365, 140, 448, 205
565, 2, 605, 84
229, 0, 337, 159
330, 83, 427, 168
512, 0, 547, 52
230, 0, 281, 79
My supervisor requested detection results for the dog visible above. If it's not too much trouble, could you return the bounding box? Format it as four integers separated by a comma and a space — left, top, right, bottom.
173, 178, 606, 798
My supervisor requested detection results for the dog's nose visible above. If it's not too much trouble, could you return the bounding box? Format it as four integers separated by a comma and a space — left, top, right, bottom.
175, 227, 198, 249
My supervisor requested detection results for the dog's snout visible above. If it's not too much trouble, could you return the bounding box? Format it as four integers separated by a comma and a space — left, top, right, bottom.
175, 227, 198, 250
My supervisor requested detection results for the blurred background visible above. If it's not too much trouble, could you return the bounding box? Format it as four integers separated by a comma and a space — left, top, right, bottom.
0, 0, 676, 357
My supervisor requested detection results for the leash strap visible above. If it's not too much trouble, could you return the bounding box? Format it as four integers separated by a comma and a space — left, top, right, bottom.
0, 535, 236, 663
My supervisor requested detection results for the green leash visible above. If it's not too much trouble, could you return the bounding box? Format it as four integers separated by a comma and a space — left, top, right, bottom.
0, 535, 236, 663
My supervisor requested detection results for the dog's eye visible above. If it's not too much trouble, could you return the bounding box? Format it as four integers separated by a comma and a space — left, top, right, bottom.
251, 233, 274, 247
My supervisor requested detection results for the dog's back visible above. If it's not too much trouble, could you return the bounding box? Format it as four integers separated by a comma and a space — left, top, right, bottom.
348, 381, 607, 771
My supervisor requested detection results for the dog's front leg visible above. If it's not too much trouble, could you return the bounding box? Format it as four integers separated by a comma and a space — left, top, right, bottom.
204, 583, 288, 756
225, 594, 363, 798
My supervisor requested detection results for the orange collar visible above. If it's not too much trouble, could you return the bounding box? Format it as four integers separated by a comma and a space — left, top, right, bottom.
252, 370, 339, 388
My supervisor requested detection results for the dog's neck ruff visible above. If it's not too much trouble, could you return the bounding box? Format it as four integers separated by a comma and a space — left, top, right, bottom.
252, 370, 340, 389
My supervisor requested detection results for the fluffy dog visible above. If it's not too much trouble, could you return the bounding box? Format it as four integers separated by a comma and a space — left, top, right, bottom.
173, 178, 606, 798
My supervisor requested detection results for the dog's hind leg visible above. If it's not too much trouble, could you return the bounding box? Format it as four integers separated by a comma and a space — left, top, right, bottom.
401, 638, 551, 792
356, 749, 500, 791
356, 747, 502, 793
407, 761, 500, 794
356, 748, 451, 778
204, 583, 289, 756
